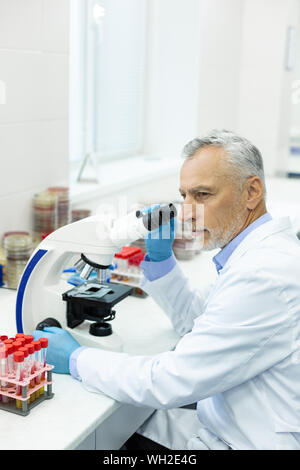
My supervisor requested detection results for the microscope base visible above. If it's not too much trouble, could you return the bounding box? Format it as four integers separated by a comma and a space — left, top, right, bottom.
66, 323, 123, 352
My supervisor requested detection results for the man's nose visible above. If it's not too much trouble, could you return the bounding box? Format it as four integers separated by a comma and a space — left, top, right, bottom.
180, 200, 194, 221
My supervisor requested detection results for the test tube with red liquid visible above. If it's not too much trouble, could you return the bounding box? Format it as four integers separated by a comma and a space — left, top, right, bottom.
19, 347, 30, 377
25, 344, 36, 402
39, 338, 48, 370
0, 345, 9, 403
25, 343, 35, 378
39, 338, 48, 395
6, 343, 14, 376
14, 350, 24, 409
32, 341, 42, 399
3, 340, 14, 374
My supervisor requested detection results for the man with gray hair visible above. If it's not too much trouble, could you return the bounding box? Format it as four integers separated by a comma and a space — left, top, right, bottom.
178, 129, 267, 252
34, 130, 300, 450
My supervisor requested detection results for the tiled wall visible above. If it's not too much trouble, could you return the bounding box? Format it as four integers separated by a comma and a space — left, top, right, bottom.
0, 0, 69, 236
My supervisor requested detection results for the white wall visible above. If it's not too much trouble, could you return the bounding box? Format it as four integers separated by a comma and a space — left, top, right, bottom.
142, 0, 244, 155
190, 0, 298, 177
236, 0, 298, 176
142, 0, 298, 177
142, 0, 202, 158
197, 0, 244, 133
0, 0, 70, 236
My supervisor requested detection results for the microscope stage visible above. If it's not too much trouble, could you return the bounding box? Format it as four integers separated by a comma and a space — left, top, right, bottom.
62, 281, 133, 328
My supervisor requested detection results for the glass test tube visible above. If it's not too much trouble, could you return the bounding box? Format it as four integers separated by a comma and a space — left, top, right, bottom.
14, 351, 24, 409
39, 338, 48, 395
19, 347, 29, 377
25, 344, 36, 402
25, 344, 35, 375
32, 341, 42, 399
39, 338, 48, 368
4, 339, 14, 374
19, 347, 31, 406
0, 346, 9, 403
6, 344, 14, 375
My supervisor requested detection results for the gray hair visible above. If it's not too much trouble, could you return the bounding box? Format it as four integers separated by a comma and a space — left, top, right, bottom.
182, 129, 266, 195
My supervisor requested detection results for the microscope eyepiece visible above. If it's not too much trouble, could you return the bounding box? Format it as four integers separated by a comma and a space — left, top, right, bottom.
140, 203, 177, 232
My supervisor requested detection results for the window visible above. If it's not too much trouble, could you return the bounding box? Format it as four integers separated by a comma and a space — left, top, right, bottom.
69, 0, 147, 163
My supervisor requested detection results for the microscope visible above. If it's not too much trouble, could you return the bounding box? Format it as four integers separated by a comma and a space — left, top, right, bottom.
16, 204, 177, 351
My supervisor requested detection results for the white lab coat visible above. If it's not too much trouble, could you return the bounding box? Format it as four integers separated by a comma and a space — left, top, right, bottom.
76, 217, 300, 450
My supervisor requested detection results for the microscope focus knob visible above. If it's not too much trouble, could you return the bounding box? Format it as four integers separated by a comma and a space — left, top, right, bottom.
36, 317, 62, 331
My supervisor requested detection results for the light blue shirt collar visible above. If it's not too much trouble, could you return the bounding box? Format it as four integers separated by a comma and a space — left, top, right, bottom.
213, 213, 272, 274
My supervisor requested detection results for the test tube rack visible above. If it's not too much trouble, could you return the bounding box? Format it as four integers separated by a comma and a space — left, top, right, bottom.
0, 364, 54, 416
110, 273, 147, 298
111, 247, 148, 298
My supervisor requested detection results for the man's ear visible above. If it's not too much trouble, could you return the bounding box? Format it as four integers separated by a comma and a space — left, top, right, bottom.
245, 176, 264, 210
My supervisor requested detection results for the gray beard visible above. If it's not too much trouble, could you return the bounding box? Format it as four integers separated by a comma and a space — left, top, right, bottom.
202, 213, 245, 252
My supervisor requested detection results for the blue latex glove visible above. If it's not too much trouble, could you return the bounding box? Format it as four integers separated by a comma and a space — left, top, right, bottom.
32, 327, 80, 374
144, 205, 177, 262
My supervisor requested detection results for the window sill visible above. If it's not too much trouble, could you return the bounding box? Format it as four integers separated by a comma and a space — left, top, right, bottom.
69, 155, 181, 205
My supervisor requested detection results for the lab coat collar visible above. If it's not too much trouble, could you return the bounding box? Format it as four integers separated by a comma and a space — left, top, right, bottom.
218, 217, 293, 274
213, 213, 272, 274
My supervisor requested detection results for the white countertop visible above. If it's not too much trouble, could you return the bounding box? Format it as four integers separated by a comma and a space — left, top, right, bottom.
0, 252, 217, 450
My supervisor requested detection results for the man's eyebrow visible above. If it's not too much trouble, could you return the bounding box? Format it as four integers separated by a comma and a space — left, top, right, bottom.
179, 185, 213, 195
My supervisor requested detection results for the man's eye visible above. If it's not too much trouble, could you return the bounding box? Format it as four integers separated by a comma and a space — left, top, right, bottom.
196, 192, 209, 199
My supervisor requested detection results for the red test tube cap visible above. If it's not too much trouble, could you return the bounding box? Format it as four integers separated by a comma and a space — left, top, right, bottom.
14, 351, 24, 363
12, 341, 22, 350
6, 344, 13, 355
26, 344, 34, 355
32, 341, 41, 351
19, 347, 28, 358
0, 335, 8, 341
39, 338, 48, 348
3, 339, 13, 345
15, 333, 25, 338
24, 335, 34, 344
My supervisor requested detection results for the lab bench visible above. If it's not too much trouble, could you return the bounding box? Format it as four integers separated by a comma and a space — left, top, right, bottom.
0, 252, 217, 450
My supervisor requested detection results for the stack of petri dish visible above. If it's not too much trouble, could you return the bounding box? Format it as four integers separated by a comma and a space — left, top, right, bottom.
71, 209, 91, 223
48, 187, 70, 228
32, 191, 57, 244
4, 233, 33, 289
0, 243, 6, 284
